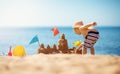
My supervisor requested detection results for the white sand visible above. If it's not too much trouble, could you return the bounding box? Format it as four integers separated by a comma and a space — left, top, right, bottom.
0, 54, 120, 74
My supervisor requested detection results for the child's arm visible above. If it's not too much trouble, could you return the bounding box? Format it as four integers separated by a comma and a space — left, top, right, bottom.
84, 22, 97, 28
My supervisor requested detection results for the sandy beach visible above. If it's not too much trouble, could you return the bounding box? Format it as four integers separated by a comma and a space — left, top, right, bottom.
0, 54, 120, 74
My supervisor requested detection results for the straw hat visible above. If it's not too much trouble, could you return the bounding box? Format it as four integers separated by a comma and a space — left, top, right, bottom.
73, 21, 83, 28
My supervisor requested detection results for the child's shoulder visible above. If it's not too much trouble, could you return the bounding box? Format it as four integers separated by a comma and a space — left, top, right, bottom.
79, 25, 88, 30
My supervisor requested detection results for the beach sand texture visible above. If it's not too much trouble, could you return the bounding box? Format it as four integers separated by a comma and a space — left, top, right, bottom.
0, 54, 120, 74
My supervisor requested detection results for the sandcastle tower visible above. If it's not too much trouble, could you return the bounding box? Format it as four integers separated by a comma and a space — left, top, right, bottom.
58, 34, 68, 53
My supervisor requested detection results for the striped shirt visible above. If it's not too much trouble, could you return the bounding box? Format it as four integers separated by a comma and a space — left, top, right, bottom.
83, 31, 99, 48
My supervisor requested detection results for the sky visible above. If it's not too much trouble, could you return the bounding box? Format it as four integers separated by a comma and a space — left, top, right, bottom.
0, 0, 120, 27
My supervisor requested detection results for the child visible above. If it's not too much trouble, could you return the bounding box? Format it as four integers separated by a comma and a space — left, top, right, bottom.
73, 21, 99, 55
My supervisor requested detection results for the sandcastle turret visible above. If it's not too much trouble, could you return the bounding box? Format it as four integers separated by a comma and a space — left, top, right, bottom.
58, 34, 68, 53
47, 45, 50, 49
40, 43, 44, 48
37, 43, 45, 54
53, 44, 57, 50
52, 44, 60, 53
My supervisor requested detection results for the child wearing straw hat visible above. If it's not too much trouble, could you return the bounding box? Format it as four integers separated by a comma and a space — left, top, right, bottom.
73, 21, 99, 55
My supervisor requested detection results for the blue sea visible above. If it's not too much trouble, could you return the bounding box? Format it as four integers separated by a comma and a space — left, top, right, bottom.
0, 27, 120, 56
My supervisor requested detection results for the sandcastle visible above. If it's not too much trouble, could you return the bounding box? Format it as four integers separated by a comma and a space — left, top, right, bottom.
37, 34, 82, 54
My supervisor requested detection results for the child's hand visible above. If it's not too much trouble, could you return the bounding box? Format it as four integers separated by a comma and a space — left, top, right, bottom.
92, 22, 97, 26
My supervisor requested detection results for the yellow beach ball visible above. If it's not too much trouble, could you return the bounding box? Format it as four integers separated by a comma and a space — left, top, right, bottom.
13, 45, 26, 56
